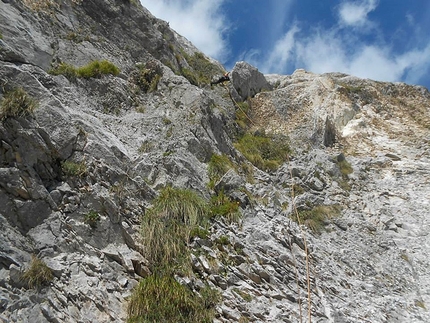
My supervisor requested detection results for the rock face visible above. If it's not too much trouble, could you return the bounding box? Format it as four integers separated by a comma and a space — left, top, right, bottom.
1, 1, 430, 323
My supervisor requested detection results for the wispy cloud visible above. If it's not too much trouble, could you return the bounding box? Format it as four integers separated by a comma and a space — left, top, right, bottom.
338, 0, 379, 28
139, 0, 229, 60
266, 0, 295, 45
264, 24, 300, 73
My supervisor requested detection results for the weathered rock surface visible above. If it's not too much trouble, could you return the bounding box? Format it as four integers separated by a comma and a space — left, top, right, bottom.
1, 1, 430, 323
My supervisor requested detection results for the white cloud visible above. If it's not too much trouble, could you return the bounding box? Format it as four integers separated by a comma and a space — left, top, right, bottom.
348, 46, 402, 81
139, 0, 229, 60
338, 0, 378, 28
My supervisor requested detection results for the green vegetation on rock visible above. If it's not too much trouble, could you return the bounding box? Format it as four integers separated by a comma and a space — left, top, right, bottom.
84, 210, 100, 228
208, 154, 234, 189
129, 186, 220, 322
129, 61, 163, 93
140, 186, 210, 270
334, 154, 353, 191
234, 132, 291, 172
76, 60, 120, 78
210, 190, 241, 223
179, 52, 224, 86
49, 60, 120, 80
127, 275, 219, 323
61, 160, 87, 177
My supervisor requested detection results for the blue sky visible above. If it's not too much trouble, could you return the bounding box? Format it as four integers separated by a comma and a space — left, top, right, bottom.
139, 0, 430, 89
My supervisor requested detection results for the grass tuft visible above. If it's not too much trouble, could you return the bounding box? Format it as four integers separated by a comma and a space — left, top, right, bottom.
76, 60, 120, 78
49, 62, 77, 80
21, 256, 53, 288
131, 187, 222, 322
49, 60, 120, 80
210, 190, 241, 223
127, 274, 218, 323
0, 88, 37, 120
141, 186, 209, 270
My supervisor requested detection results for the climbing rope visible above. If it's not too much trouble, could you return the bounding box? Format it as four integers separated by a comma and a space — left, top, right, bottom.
222, 83, 255, 125
287, 154, 313, 323
287, 225, 304, 323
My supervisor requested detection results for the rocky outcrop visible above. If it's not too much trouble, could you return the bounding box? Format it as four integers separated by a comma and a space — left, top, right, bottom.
231, 61, 272, 101
1, 1, 430, 323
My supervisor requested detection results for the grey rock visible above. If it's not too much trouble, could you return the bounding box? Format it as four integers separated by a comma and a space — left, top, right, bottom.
231, 61, 272, 100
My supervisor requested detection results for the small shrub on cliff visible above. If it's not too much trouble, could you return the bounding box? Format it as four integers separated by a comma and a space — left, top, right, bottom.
127, 274, 218, 323
0, 87, 38, 120
21, 256, 53, 288
84, 210, 100, 228
61, 160, 87, 177
129, 61, 163, 93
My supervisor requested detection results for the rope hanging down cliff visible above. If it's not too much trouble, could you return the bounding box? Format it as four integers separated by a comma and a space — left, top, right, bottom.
223, 87, 255, 127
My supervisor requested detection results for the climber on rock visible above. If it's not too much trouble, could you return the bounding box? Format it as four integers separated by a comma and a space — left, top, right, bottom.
211, 72, 230, 86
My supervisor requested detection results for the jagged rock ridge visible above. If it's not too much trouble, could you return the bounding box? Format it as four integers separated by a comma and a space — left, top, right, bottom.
1, 0, 430, 322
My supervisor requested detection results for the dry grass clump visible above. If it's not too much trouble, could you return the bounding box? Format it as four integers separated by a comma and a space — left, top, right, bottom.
21, 256, 53, 288
0, 87, 37, 120
23, 0, 58, 11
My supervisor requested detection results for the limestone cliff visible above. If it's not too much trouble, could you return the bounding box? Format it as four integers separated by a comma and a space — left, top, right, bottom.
1, 1, 429, 322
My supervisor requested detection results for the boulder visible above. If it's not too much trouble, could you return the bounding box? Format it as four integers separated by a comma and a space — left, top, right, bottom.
231, 61, 272, 101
